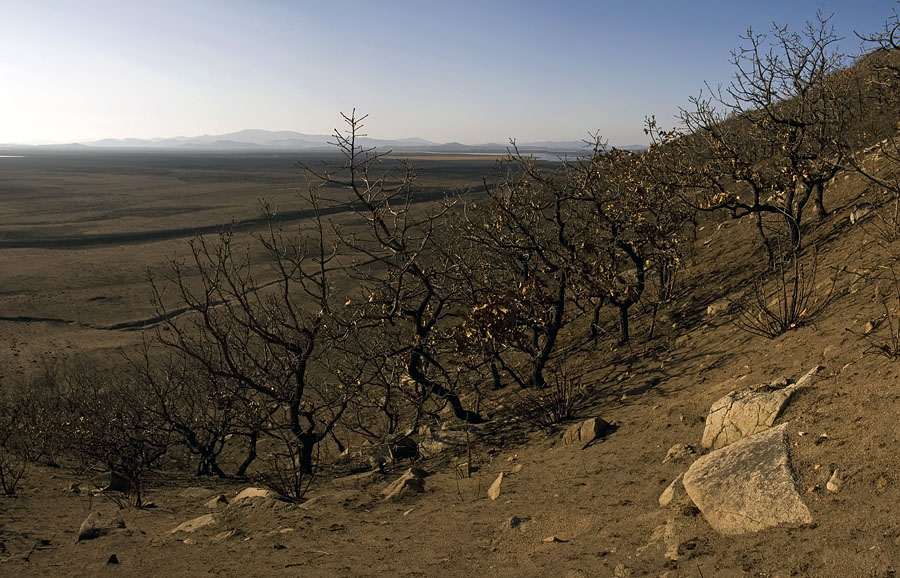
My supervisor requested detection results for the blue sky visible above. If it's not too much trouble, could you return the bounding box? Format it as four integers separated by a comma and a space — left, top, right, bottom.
0, 0, 895, 145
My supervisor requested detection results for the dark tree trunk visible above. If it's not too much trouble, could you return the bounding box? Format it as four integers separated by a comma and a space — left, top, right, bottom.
235, 431, 258, 478
408, 351, 485, 424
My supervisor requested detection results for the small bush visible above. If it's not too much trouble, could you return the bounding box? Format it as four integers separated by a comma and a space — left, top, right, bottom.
515, 368, 588, 432
0, 395, 27, 495
735, 249, 837, 338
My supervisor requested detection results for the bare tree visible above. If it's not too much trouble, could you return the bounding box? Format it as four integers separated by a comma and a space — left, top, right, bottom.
303, 110, 486, 423
459, 146, 580, 388
151, 200, 352, 495
679, 12, 849, 259
61, 366, 170, 507
131, 345, 265, 478
848, 8, 900, 196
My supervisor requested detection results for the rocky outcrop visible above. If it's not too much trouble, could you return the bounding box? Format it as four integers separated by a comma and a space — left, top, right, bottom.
701, 366, 823, 449
683, 423, 812, 535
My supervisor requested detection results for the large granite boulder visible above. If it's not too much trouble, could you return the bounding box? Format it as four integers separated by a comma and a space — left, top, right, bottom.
701, 366, 822, 449
683, 423, 812, 535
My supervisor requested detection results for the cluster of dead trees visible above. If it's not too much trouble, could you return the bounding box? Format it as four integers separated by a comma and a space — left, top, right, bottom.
4, 10, 900, 502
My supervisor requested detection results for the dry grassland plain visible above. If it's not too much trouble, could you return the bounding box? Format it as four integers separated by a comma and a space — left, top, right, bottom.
0, 149, 502, 377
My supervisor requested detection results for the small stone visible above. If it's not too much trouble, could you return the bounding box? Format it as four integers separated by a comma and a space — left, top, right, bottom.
706, 299, 731, 316
658, 474, 685, 507
662, 443, 696, 464
382, 467, 427, 501
614, 563, 631, 577
77, 512, 126, 542
850, 202, 874, 224
877, 475, 889, 489
488, 472, 504, 501
211, 530, 240, 543
542, 536, 567, 543
107, 554, 119, 565
561, 417, 611, 447
865, 320, 877, 334
68, 483, 81, 494
826, 470, 842, 493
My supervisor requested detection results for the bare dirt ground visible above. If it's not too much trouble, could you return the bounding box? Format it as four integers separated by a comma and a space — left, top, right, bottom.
3, 150, 900, 577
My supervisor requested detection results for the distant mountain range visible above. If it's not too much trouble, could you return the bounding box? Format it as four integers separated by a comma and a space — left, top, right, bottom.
2, 129, 645, 154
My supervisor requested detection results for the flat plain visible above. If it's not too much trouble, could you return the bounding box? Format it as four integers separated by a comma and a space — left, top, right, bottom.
0, 149, 500, 377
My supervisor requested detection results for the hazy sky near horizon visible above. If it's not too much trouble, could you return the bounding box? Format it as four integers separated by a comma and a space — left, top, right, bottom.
0, 0, 895, 145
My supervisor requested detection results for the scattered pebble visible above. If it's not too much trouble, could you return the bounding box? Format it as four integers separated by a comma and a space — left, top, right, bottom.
826, 470, 843, 493
542, 536, 568, 543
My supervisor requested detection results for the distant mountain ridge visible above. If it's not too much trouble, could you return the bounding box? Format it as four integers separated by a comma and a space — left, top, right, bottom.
10, 129, 645, 153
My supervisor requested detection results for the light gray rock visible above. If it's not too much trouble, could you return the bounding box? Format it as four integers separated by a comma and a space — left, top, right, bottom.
382, 467, 426, 501
488, 473, 504, 501
706, 299, 731, 316
233, 487, 279, 503
640, 520, 681, 561
683, 424, 812, 535
701, 384, 794, 450
561, 417, 610, 448
659, 473, 686, 508
169, 513, 218, 534
179, 486, 214, 499
77, 512, 125, 542
701, 366, 823, 449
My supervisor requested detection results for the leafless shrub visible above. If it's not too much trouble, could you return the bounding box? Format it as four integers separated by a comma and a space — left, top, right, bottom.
0, 393, 27, 495
514, 367, 588, 431
735, 248, 837, 338
255, 430, 314, 502
60, 367, 171, 507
